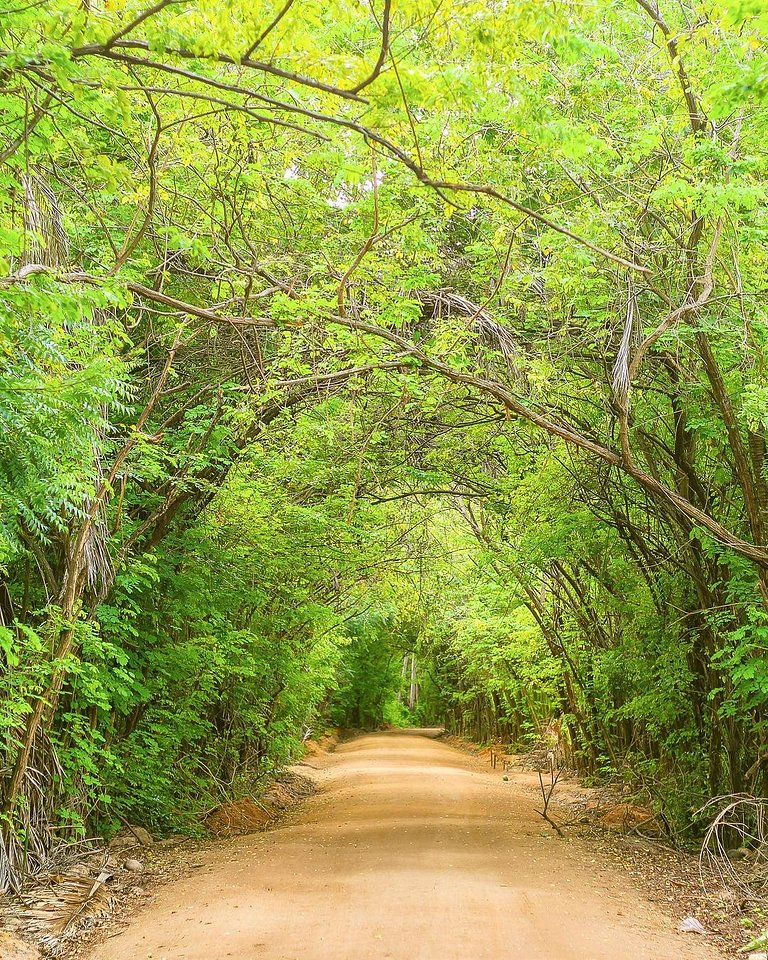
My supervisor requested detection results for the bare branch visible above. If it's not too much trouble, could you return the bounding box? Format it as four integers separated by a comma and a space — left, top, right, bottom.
633, 0, 708, 134
102, 0, 190, 50
627, 221, 722, 383
243, 0, 297, 59
72, 39, 369, 103
7, 265, 764, 564
423, 179, 650, 274
348, 0, 392, 95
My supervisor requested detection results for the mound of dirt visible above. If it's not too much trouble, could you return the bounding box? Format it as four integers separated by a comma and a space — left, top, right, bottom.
205, 772, 316, 837
262, 783, 295, 808
262, 771, 316, 811
302, 731, 339, 757
205, 799, 272, 837
598, 803, 661, 835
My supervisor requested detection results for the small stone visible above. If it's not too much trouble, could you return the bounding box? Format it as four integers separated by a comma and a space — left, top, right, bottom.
747, 953, 768, 960
678, 916, 707, 934
128, 825, 154, 845
109, 825, 154, 850
123, 858, 144, 872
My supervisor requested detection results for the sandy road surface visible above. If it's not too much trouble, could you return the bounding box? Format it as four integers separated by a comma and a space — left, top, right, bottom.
90, 731, 722, 960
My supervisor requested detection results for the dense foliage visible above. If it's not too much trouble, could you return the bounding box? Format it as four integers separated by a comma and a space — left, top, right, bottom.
2, 0, 768, 889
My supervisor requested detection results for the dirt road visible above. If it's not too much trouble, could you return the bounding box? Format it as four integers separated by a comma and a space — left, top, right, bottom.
90, 731, 722, 960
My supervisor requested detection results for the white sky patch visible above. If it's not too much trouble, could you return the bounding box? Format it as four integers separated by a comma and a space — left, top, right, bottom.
328, 189, 351, 209
362, 171, 385, 192
328, 171, 385, 207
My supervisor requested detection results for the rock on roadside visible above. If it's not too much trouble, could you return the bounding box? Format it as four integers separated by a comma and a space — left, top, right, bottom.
108, 825, 154, 851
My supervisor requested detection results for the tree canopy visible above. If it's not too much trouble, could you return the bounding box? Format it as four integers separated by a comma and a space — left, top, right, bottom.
2, 0, 768, 892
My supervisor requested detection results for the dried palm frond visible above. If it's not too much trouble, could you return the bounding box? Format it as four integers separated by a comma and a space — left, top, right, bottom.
0, 729, 68, 892
21, 173, 69, 268
82, 517, 113, 592
612, 276, 639, 407
417, 290, 528, 388
16, 868, 113, 955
